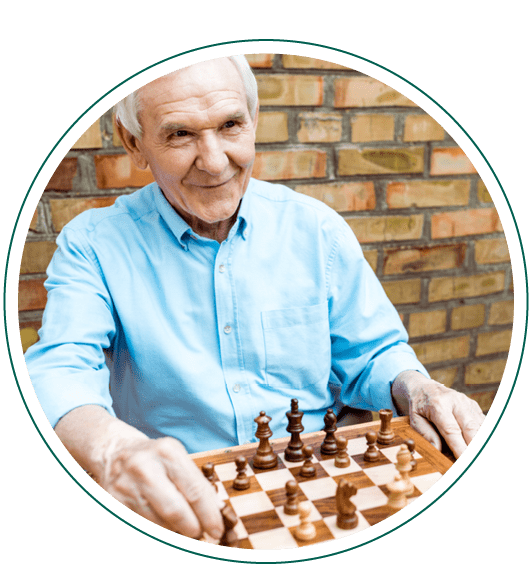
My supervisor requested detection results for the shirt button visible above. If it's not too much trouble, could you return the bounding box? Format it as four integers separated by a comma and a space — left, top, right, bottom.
232, 384, 241, 393
219, 264, 226, 273
223, 324, 232, 334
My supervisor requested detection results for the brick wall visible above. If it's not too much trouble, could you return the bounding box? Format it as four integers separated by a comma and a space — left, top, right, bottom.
19, 54, 513, 414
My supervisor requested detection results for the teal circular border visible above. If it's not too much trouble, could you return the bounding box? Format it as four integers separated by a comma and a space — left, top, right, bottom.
4, 39, 528, 564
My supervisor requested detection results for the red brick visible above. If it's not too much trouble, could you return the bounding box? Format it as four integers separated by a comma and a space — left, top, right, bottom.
294, 182, 375, 212
282, 55, 350, 70
350, 114, 395, 142
245, 54, 274, 68
476, 329, 512, 356
383, 244, 466, 275
488, 300, 513, 325
252, 150, 327, 180
71, 120, 102, 149
29, 209, 39, 232
338, 147, 424, 176
18, 279, 47, 311
386, 180, 469, 209
256, 75, 323, 106
477, 179, 492, 203
334, 77, 416, 108
346, 215, 424, 244
403, 114, 445, 142
20, 241, 57, 274
428, 272, 505, 302
363, 250, 378, 273
45, 158, 78, 191
475, 237, 510, 264
297, 112, 342, 143
430, 147, 476, 175
50, 196, 118, 232
431, 208, 503, 239
94, 155, 154, 189
411, 335, 470, 364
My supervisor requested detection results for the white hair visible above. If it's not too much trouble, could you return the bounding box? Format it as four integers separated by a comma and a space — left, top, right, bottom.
114, 55, 258, 139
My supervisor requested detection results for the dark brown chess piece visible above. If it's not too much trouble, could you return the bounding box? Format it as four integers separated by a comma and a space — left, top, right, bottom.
363, 430, 380, 462
219, 504, 239, 547
252, 411, 278, 469
377, 408, 395, 445
320, 408, 338, 455
232, 456, 250, 490
406, 438, 417, 471
299, 445, 316, 478
284, 480, 299, 515
334, 435, 351, 468
284, 398, 305, 462
201, 462, 217, 490
336, 479, 358, 530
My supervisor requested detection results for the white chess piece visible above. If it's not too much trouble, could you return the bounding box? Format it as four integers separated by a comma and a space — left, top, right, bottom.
294, 501, 316, 541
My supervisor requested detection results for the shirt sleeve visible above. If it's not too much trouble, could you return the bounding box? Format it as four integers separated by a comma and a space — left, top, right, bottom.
24, 226, 117, 428
327, 217, 429, 413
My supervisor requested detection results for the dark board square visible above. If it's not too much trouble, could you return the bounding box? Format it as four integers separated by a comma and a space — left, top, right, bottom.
266, 486, 308, 508
222, 475, 262, 497
311, 496, 337, 518
288, 463, 328, 483
240, 509, 284, 535
332, 471, 375, 489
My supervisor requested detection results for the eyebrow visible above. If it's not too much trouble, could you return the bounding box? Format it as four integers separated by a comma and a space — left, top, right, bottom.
160, 112, 247, 134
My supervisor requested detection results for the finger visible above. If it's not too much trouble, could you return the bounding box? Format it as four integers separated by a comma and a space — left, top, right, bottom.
409, 412, 442, 451
426, 408, 468, 458
455, 402, 485, 445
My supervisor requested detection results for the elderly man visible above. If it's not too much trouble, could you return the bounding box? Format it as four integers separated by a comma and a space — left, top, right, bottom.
25, 55, 484, 541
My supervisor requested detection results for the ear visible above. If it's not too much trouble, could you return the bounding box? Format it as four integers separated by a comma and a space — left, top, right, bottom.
114, 116, 149, 170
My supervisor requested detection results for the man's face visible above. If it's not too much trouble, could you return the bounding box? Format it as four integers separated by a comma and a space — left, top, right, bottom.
130, 58, 258, 227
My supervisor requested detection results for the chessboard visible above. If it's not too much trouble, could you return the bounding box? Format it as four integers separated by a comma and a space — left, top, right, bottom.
190, 412, 454, 550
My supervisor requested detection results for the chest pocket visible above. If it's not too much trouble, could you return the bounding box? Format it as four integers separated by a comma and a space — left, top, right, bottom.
260, 302, 331, 389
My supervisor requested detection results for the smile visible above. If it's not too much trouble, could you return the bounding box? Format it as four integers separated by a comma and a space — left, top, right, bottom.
188, 172, 237, 189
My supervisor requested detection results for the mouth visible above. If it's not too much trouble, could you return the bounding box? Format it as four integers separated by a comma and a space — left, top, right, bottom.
188, 172, 237, 190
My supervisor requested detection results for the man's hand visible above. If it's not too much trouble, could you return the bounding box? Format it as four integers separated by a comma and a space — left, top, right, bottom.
391, 370, 485, 458
55, 405, 224, 540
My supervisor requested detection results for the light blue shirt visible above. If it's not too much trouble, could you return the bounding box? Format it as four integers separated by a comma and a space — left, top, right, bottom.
26, 179, 428, 453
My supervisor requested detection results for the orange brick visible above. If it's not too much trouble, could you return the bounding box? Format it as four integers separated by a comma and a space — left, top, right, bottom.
256, 111, 289, 143
71, 120, 103, 149
338, 147, 424, 176
50, 196, 118, 232
386, 180, 469, 209
245, 54, 274, 68
411, 335, 470, 364
45, 158, 78, 191
252, 150, 327, 181
477, 179, 492, 203
430, 147, 476, 175
382, 279, 421, 304
18, 279, 47, 311
334, 77, 416, 108
465, 359, 507, 385
408, 310, 447, 338
294, 181, 375, 212
468, 390, 497, 413
350, 114, 395, 142
428, 272, 505, 302
363, 250, 378, 273
403, 114, 445, 142
476, 329, 512, 356
20, 326, 40, 353
488, 300, 513, 325
383, 244, 466, 275
451, 304, 485, 330
94, 155, 154, 189
281, 55, 350, 70
20, 241, 57, 274
431, 208, 503, 239
256, 75, 323, 106
427, 366, 458, 388
29, 209, 39, 232
297, 112, 342, 142
346, 214, 424, 243
475, 237, 510, 264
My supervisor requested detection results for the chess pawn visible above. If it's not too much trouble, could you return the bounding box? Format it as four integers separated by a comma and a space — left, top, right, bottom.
395, 444, 414, 497
363, 430, 380, 462
377, 408, 395, 445
299, 445, 316, 478
232, 456, 250, 490
284, 399, 305, 462
387, 474, 408, 514
334, 435, 351, 468
201, 462, 218, 491
294, 501, 316, 541
252, 411, 278, 470
284, 480, 299, 515
406, 438, 417, 471
320, 408, 338, 455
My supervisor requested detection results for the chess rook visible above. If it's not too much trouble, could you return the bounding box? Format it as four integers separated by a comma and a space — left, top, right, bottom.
377, 408, 395, 445
320, 408, 338, 455
284, 399, 305, 462
252, 411, 278, 469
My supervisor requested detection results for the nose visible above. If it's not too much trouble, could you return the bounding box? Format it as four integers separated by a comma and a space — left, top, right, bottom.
195, 132, 230, 176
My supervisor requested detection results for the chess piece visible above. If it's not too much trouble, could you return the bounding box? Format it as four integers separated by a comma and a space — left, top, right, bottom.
299, 445, 316, 478
320, 408, 338, 455
377, 408, 395, 445
201, 462, 217, 490
284, 480, 299, 515
336, 478, 358, 530
334, 435, 351, 468
232, 456, 250, 490
219, 504, 239, 547
294, 501, 316, 541
284, 399, 305, 462
395, 444, 414, 497
406, 438, 417, 471
252, 411, 278, 470
387, 474, 408, 514
363, 430, 380, 462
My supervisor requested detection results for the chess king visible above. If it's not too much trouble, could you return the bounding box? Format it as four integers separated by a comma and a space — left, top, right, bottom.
25, 55, 485, 542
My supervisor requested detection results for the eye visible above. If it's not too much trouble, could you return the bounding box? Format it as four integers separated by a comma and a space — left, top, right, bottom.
175, 130, 189, 137
224, 120, 236, 129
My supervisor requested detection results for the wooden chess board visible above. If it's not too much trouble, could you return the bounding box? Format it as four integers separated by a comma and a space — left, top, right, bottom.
190, 416, 453, 550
